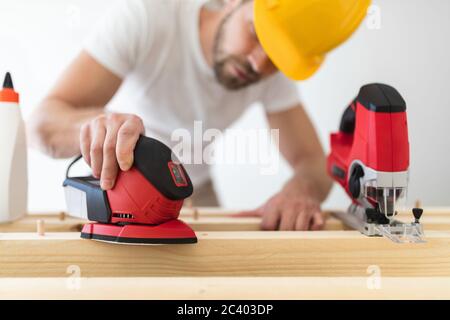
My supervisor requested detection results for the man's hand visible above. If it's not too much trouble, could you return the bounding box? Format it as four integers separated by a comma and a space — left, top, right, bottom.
80, 113, 145, 190
237, 187, 325, 231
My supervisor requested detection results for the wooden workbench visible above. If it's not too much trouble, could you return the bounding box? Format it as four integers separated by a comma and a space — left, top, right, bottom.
0, 207, 449, 299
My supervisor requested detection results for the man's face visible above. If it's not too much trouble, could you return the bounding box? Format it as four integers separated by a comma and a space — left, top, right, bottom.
213, 0, 278, 90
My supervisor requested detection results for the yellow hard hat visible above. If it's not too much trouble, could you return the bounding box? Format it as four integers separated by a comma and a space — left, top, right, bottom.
254, 0, 371, 80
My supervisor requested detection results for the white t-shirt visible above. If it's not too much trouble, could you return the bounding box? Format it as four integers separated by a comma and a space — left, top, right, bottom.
84, 0, 300, 188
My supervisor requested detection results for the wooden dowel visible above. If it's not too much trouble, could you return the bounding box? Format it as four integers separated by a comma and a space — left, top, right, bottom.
36, 220, 45, 236
415, 199, 422, 209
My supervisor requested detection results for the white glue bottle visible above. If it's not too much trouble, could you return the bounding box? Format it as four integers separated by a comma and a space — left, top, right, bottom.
0, 72, 27, 222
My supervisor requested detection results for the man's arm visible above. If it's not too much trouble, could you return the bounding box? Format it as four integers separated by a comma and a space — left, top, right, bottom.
238, 104, 332, 231
28, 50, 145, 189
28, 51, 121, 157
268, 104, 332, 202
264, 104, 332, 230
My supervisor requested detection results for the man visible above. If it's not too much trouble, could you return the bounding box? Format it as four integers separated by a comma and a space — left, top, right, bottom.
28, 0, 368, 231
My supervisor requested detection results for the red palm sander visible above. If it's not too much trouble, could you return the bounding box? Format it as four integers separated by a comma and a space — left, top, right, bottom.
63, 135, 197, 244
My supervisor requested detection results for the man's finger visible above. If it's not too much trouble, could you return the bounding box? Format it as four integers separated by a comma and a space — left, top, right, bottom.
90, 117, 107, 179
231, 209, 262, 218
279, 206, 298, 231
80, 123, 91, 166
295, 206, 312, 231
310, 211, 325, 231
116, 118, 143, 171
100, 120, 121, 190
261, 206, 281, 230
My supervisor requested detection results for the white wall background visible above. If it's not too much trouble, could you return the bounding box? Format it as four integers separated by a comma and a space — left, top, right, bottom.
0, 0, 449, 212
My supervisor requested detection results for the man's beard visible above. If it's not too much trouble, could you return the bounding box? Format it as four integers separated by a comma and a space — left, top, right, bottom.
212, 12, 261, 90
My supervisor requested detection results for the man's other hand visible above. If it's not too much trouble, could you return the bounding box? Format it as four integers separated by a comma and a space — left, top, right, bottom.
235, 189, 325, 231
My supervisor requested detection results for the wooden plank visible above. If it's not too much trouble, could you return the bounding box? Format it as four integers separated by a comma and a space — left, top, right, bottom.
0, 215, 86, 233
185, 216, 351, 231
179, 207, 450, 218
1, 231, 449, 277
26, 207, 450, 219
187, 216, 450, 231
0, 215, 339, 232
2, 211, 449, 233
1, 277, 449, 299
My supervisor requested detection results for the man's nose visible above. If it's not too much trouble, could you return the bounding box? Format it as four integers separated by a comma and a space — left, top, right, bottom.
247, 45, 276, 75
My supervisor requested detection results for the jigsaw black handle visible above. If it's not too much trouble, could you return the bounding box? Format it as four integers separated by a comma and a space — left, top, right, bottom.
338, 83, 407, 136
339, 102, 356, 134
